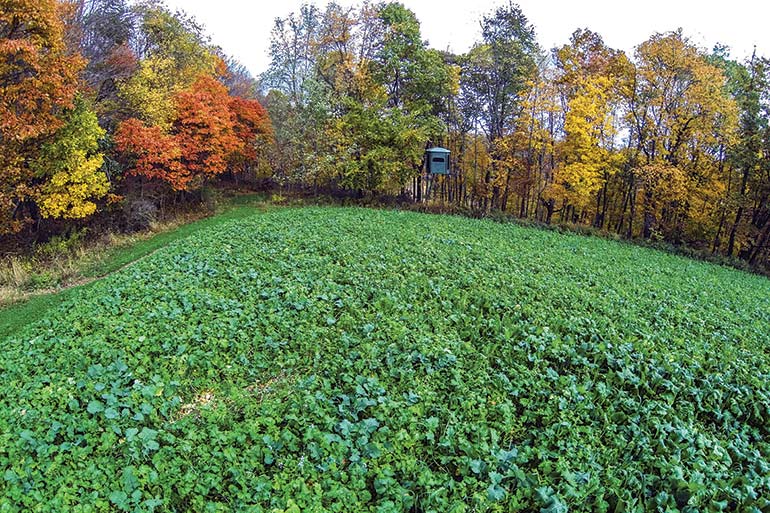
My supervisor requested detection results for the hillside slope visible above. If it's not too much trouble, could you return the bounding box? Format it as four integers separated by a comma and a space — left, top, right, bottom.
2, 207, 770, 512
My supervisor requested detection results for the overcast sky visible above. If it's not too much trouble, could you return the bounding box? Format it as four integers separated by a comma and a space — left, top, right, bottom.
161, 0, 768, 78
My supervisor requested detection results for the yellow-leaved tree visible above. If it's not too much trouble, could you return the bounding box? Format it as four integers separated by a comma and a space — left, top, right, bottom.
627, 31, 738, 239
546, 29, 629, 225
32, 97, 109, 219
554, 75, 620, 215
117, 5, 217, 129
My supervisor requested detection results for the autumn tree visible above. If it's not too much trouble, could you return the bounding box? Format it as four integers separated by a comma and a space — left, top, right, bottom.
546, 76, 614, 218
514, 69, 561, 220
313, 3, 395, 190
116, 74, 271, 191
118, 3, 216, 128
173, 75, 241, 183
31, 96, 110, 219
625, 31, 737, 239
460, 2, 540, 209
114, 118, 185, 189
0, 0, 91, 232
229, 96, 273, 180
545, 30, 629, 225
111, 3, 274, 194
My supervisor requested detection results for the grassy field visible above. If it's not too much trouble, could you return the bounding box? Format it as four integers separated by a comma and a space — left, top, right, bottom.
2, 207, 770, 512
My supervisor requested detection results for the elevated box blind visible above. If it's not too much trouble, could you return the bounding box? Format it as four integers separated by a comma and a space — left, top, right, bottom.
426, 147, 450, 175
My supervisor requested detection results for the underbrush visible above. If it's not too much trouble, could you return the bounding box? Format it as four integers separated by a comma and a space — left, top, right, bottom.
0, 217, 196, 305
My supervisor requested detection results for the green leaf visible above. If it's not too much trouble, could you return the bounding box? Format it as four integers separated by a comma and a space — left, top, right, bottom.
109, 490, 129, 509
87, 401, 104, 414
487, 484, 506, 501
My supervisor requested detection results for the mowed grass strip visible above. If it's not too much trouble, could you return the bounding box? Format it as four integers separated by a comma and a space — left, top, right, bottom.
2, 207, 769, 512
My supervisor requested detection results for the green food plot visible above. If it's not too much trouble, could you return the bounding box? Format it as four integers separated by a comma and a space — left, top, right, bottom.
2, 207, 770, 512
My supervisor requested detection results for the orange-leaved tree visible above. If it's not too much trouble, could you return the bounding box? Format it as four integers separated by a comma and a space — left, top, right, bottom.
116, 74, 272, 191
173, 75, 241, 180
114, 119, 188, 189
229, 95, 273, 174
0, 0, 85, 232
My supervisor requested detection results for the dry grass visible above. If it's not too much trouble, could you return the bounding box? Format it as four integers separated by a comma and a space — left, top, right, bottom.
0, 286, 25, 306
245, 372, 290, 402
175, 390, 217, 420
0, 258, 34, 305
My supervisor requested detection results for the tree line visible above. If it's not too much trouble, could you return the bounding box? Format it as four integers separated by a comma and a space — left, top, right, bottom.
1, 0, 271, 242
3, 1, 769, 270
261, 2, 770, 269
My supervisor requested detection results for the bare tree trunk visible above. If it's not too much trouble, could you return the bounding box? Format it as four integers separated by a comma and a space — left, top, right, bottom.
501, 169, 511, 212
627, 183, 636, 239
727, 205, 745, 257
594, 179, 609, 228
416, 175, 422, 202
728, 166, 751, 256
544, 198, 555, 224
749, 219, 770, 265
642, 190, 655, 239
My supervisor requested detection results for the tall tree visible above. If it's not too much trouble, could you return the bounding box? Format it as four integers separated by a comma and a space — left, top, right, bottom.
460, 2, 539, 209
547, 74, 619, 218
546, 30, 629, 226
371, 2, 456, 117
220, 55, 258, 99
262, 2, 456, 193
262, 4, 322, 105
724, 54, 770, 257
63, 0, 134, 91
61, 0, 137, 130
625, 31, 737, 239
0, 0, 86, 232
261, 4, 327, 185
462, 2, 539, 142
